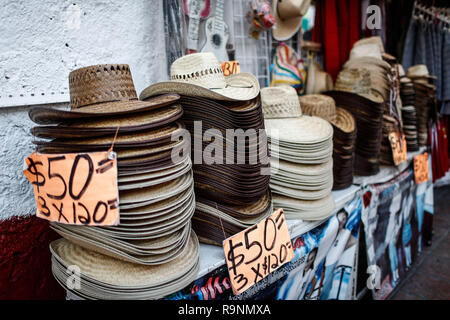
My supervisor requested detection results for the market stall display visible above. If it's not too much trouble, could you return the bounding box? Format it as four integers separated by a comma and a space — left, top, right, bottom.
140, 52, 272, 246
27, 64, 200, 298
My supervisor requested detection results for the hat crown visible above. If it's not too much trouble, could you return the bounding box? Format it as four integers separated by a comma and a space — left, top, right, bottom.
335, 68, 373, 95
299, 94, 336, 122
407, 64, 430, 78
277, 0, 310, 20
69, 64, 137, 109
170, 52, 227, 89
261, 86, 302, 119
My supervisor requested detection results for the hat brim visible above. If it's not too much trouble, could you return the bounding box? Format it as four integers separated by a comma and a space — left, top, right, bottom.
272, 1, 303, 41
330, 107, 356, 133
31, 105, 183, 139
139, 73, 260, 102
29, 93, 180, 125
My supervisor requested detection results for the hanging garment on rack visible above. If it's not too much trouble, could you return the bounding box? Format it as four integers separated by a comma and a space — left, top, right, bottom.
442, 28, 450, 111
312, 0, 361, 81
402, 3, 450, 111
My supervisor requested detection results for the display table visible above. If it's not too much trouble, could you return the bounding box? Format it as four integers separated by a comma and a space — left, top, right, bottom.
196, 186, 361, 279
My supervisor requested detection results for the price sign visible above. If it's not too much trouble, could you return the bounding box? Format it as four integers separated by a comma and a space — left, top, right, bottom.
23, 151, 120, 226
221, 61, 240, 76
388, 132, 407, 166
223, 209, 294, 295
414, 152, 429, 184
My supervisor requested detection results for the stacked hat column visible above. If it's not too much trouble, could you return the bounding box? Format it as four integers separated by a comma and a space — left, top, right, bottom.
261, 86, 335, 221
399, 69, 420, 151
325, 68, 385, 176
299, 94, 357, 190
29, 64, 199, 299
406, 65, 437, 147
140, 53, 272, 246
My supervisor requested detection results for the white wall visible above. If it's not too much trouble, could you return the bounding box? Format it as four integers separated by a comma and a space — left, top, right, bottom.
0, 0, 168, 219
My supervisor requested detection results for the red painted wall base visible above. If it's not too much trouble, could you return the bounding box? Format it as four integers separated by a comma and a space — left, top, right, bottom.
0, 215, 65, 300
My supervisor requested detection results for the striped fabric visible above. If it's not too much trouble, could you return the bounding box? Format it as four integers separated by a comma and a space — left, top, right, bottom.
270, 44, 307, 95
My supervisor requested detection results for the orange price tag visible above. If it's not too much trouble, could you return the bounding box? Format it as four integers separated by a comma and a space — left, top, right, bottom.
414, 152, 429, 184
388, 132, 407, 166
23, 151, 119, 226
223, 209, 294, 295
221, 61, 240, 76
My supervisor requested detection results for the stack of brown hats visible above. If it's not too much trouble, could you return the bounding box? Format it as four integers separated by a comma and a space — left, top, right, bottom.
140, 53, 272, 246
348, 38, 405, 166
407, 65, 437, 147
262, 86, 335, 221
299, 94, 357, 190
29, 64, 199, 299
325, 68, 385, 176
399, 70, 419, 152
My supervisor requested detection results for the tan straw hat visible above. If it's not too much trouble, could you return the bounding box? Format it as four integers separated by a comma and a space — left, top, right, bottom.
140, 52, 260, 102
261, 86, 302, 119
29, 64, 180, 124
272, 0, 311, 41
298, 94, 336, 122
334, 68, 384, 103
349, 43, 383, 60
306, 61, 334, 94
352, 36, 385, 53
407, 64, 437, 80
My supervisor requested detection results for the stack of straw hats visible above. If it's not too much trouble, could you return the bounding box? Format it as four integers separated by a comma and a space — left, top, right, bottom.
261, 86, 335, 221
347, 37, 406, 166
324, 68, 384, 176
140, 52, 272, 246
407, 65, 437, 147
399, 66, 419, 151
29, 64, 199, 299
299, 94, 357, 190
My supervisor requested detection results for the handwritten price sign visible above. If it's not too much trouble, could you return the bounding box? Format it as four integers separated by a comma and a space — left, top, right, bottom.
223, 209, 294, 295
23, 151, 120, 226
388, 132, 407, 166
221, 61, 240, 76
414, 152, 429, 184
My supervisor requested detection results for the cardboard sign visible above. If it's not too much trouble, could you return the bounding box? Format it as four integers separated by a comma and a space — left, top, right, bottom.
223, 209, 294, 295
414, 152, 429, 184
23, 151, 120, 226
388, 132, 407, 166
221, 61, 240, 76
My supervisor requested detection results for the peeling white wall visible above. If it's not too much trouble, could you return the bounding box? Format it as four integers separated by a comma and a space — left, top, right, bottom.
0, 0, 168, 219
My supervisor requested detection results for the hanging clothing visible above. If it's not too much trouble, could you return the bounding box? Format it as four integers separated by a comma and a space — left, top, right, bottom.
312, 0, 361, 81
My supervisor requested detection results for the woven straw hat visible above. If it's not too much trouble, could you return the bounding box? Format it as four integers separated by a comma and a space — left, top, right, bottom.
261, 86, 302, 119
349, 43, 382, 60
49, 230, 199, 299
352, 36, 385, 53
140, 53, 260, 102
29, 64, 180, 124
407, 64, 437, 80
298, 94, 336, 122
272, 0, 311, 41
333, 68, 384, 103
306, 61, 334, 94
265, 116, 333, 144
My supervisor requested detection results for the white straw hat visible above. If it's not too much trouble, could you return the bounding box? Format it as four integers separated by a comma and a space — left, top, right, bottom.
261, 86, 302, 119
140, 53, 260, 101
